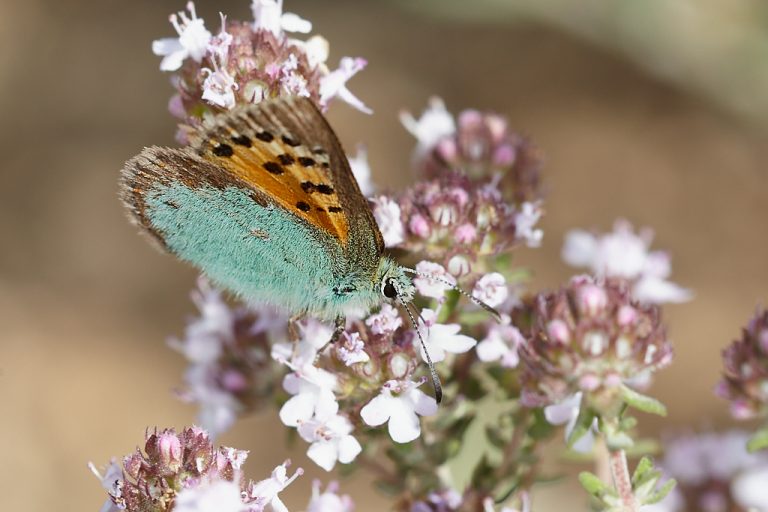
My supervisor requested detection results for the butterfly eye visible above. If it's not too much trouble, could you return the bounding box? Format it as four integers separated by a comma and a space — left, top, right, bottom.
383, 279, 398, 299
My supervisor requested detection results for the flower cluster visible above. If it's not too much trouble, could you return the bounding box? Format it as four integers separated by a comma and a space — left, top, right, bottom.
89, 426, 304, 512
152, 0, 369, 141
646, 430, 768, 512
169, 278, 285, 437
717, 308, 768, 421
519, 275, 673, 416
562, 219, 691, 305
373, 98, 544, 277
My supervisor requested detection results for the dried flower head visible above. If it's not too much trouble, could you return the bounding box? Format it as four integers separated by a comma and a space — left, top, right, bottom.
717, 308, 768, 420
520, 275, 673, 414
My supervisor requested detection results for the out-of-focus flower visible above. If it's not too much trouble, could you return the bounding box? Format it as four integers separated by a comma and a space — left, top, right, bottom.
365, 303, 403, 335
543, 392, 596, 453
91, 427, 268, 512
413, 261, 456, 300
361, 378, 438, 443
482, 492, 531, 512
336, 332, 370, 366
348, 145, 374, 196
472, 272, 509, 308
400, 97, 456, 155
153, 2, 212, 71
520, 275, 673, 413
411, 488, 463, 512
297, 413, 362, 471
514, 202, 544, 248
476, 315, 524, 368
319, 57, 371, 114
372, 196, 405, 247
245, 460, 304, 512
657, 430, 768, 512
306, 480, 354, 512
562, 219, 691, 304
170, 278, 284, 437
717, 309, 768, 420
251, 0, 312, 35
417, 308, 477, 363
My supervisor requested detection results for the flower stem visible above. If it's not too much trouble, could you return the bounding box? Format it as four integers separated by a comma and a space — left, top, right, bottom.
608, 448, 638, 512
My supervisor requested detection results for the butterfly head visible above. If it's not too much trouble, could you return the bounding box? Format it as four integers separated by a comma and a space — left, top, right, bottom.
376, 257, 415, 305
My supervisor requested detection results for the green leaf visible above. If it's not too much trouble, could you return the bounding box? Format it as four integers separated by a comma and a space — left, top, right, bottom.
440, 396, 515, 491
631, 456, 654, 484
747, 427, 768, 452
620, 385, 667, 416
644, 479, 677, 505
578, 471, 608, 497
567, 407, 596, 447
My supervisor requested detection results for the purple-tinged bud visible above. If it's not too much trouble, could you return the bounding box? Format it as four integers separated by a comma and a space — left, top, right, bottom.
447, 255, 471, 277
454, 223, 477, 244
492, 144, 516, 167
409, 213, 431, 238
547, 319, 571, 345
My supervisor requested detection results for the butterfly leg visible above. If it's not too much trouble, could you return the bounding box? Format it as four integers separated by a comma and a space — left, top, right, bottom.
313, 316, 346, 364
287, 314, 305, 362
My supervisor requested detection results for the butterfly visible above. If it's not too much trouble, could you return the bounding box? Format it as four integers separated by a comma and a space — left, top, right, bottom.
120, 96, 497, 403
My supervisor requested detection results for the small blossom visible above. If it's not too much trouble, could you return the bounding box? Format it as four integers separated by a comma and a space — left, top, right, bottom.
174, 480, 245, 512
251, 0, 312, 35
400, 97, 456, 154
271, 317, 333, 369
717, 308, 768, 420
297, 413, 362, 471
562, 219, 691, 304
731, 465, 768, 510
417, 308, 477, 363
88, 459, 124, 512
365, 303, 403, 335
476, 315, 524, 368
201, 63, 239, 109
372, 196, 405, 247
413, 261, 456, 300
360, 378, 438, 443
543, 392, 596, 453
514, 202, 543, 248
319, 57, 371, 114
306, 480, 354, 512
152, 2, 212, 71
473, 272, 509, 308
245, 460, 303, 512
412, 488, 463, 511
336, 332, 370, 366
347, 145, 374, 196
279, 365, 339, 427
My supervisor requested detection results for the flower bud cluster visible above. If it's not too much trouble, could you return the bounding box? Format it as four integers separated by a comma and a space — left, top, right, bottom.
717, 309, 768, 420
520, 275, 672, 413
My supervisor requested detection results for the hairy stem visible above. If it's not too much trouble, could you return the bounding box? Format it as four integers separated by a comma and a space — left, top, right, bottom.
608, 449, 638, 512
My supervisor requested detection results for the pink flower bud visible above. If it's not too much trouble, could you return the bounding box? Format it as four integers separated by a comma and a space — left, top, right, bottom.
492, 144, 516, 167
617, 305, 638, 327
408, 213, 431, 238
576, 283, 608, 316
603, 372, 622, 388
436, 137, 458, 163
157, 431, 183, 470
454, 223, 477, 244
447, 255, 471, 277
579, 374, 600, 391
221, 369, 248, 392
547, 319, 570, 344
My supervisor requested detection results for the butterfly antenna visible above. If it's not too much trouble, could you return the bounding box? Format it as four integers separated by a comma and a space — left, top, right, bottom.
402, 268, 502, 321
398, 297, 442, 404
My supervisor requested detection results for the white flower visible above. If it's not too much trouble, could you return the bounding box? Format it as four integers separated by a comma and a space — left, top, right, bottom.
365, 303, 403, 335
319, 57, 371, 114
372, 196, 405, 247
247, 460, 303, 512
347, 145, 374, 196
300, 35, 330, 69
360, 379, 438, 443
473, 273, 509, 308
543, 392, 596, 453
417, 308, 476, 363
336, 332, 370, 366
271, 318, 333, 369
562, 219, 691, 304
201, 64, 238, 109
88, 459, 124, 512
732, 465, 768, 510
251, 0, 312, 35
476, 315, 523, 368
175, 480, 245, 512
400, 97, 456, 154
413, 261, 456, 299
306, 480, 354, 512
279, 365, 338, 427
514, 202, 543, 248
152, 2, 212, 72
297, 413, 362, 471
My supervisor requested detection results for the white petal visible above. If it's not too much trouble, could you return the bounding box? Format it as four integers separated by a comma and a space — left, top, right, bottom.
544, 393, 581, 425
270, 497, 290, 512
476, 337, 507, 362
152, 37, 183, 57
360, 394, 392, 426
315, 388, 340, 419
434, 326, 477, 354
337, 435, 362, 463
561, 230, 598, 268
280, 13, 312, 33
387, 400, 421, 443
175, 480, 244, 512
279, 393, 315, 426
307, 440, 338, 472
731, 465, 768, 509
411, 388, 438, 416
336, 85, 373, 115
420, 335, 446, 363
159, 50, 187, 72
633, 276, 692, 304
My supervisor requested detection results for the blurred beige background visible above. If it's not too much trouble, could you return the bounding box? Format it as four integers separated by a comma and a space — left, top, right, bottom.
1, 0, 767, 510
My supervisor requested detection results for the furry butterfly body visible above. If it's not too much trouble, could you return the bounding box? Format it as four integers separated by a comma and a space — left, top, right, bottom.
121, 97, 414, 322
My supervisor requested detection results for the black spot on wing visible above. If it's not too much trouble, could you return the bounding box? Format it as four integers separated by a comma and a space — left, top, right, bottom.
328, 206, 343, 213
298, 157, 316, 167
277, 154, 295, 165
282, 135, 300, 146
230, 134, 251, 147
296, 201, 311, 212
212, 143, 234, 157
263, 162, 284, 175
255, 131, 274, 142
315, 184, 334, 195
